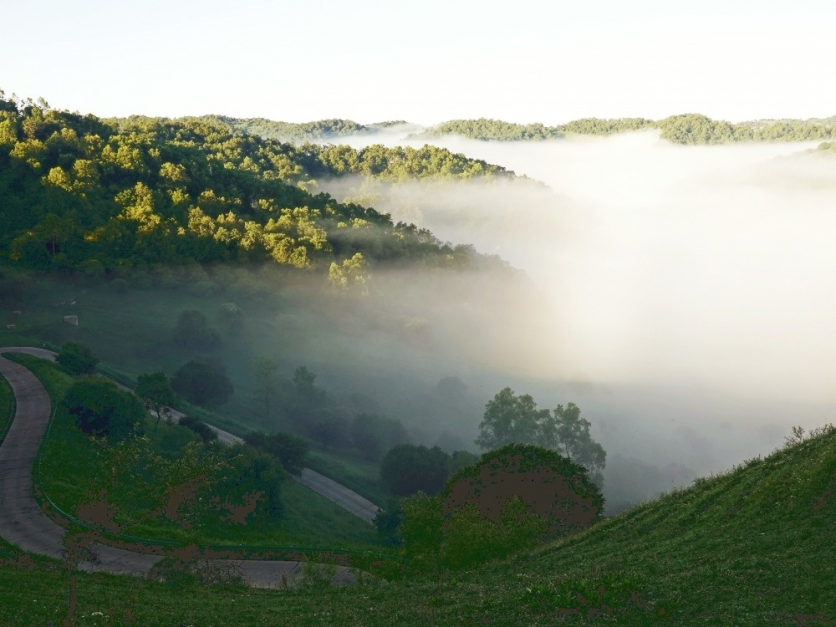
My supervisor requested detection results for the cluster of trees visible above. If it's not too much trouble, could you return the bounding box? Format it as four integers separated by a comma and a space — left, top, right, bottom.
0, 94, 498, 280
475, 388, 606, 486
411, 114, 836, 145
377, 444, 605, 569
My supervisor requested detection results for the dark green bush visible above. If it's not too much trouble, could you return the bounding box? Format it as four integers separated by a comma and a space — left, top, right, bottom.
56, 341, 99, 375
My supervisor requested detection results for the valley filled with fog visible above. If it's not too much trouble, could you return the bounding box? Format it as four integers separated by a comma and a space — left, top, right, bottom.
314, 130, 836, 509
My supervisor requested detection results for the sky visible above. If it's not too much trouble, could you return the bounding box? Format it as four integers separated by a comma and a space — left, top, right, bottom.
2, 0, 835, 124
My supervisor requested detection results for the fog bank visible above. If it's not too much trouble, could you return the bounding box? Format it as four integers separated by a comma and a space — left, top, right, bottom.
316, 131, 836, 499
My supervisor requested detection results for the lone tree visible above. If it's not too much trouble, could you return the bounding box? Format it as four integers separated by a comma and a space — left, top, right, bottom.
475, 388, 607, 487
63, 378, 144, 441
136, 371, 177, 430
171, 360, 233, 407
56, 341, 99, 375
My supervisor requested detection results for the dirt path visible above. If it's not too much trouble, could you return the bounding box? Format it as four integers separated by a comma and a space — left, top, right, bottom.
0, 348, 364, 588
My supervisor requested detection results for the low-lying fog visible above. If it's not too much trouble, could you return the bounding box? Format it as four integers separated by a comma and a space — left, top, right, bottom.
315, 130, 836, 509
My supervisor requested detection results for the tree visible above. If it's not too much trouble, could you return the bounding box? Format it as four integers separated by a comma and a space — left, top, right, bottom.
304, 411, 349, 450
217, 302, 243, 335
171, 360, 233, 407
56, 341, 99, 375
350, 413, 409, 461
244, 430, 309, 476
380, 444, 451, 497
173, 309, 219, 351
539, 403, 607, 486
474, 387, 550, 450
136, 371, 177, 430
63, 378, 144, 441
250, 357, 280, 419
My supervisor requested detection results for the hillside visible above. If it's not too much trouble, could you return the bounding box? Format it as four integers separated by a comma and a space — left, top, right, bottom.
0, 96, 519, 278
1, 414, 833, 624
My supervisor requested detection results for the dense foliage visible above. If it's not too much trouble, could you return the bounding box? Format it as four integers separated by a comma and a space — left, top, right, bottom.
395, 443, 605, 570
0, 95, 500, 278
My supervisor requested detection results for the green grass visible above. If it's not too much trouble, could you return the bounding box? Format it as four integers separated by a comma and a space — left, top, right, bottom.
0, 373, 12, 444
3, 425, 836, 625
4, 354, 387, 555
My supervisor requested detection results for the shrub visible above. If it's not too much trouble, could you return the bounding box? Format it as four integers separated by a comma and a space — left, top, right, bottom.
62, 378, 144, 441
56, 341, 99, 375
171, 360, 233, 407
438, 497, 546, 569
380, 444, 451, 497
373, 498, 404, 546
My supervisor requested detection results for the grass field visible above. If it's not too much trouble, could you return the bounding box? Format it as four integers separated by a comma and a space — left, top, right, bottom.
2, 423, 835, 625
4, 353, 386, 552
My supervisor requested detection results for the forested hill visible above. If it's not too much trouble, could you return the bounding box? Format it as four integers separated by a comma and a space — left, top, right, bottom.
411, 114, 836, 144
0, 97, 508, 278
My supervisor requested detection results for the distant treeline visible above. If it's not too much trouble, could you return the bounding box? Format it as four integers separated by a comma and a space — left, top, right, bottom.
123, 112, 836, 146
412, 114, 836, 144
0, 93, 510, 278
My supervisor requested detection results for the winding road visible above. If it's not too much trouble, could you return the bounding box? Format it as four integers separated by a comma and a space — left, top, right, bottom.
0, 347, 377, 588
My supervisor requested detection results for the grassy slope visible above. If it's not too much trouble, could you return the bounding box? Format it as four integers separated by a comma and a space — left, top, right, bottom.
2, 415, 834, 625
4, 354, 382, 550
0, 373, 11, 443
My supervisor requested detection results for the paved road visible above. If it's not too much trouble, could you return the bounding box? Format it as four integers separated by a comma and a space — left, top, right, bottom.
0, 348, 364, 588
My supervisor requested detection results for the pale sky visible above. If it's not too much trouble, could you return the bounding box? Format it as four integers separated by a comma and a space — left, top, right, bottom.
2, 0, 835, 124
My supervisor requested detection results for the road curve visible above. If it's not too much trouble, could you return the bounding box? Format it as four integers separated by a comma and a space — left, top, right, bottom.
0, 348, 363, 588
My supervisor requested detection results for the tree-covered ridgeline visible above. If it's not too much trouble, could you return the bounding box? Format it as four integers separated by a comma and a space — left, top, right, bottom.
111, 110, 836, 146
0, 93, 509, 277
410, 113, 836, 144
